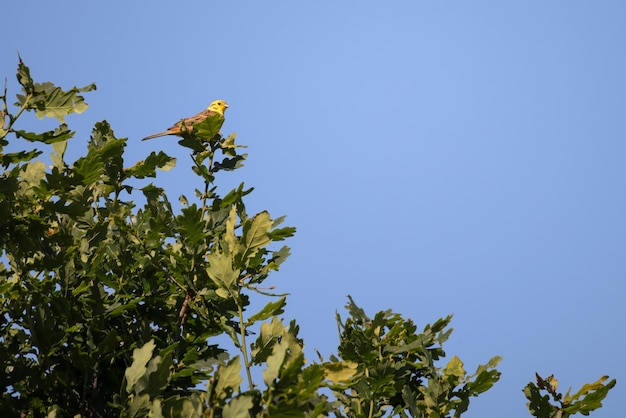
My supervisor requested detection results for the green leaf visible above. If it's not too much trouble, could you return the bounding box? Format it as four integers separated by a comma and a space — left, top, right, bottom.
106, 297, 143, 317
71, 279, 92, 296
125, 340, 156, 393
171, 398, 204, 418
214, 154, 246, 172
524, 382, 557, 418
51, 139, 68, 168
89, 120, 118, 147
247, 296, 287, 324
223, 395, 254, 418
73, 137, 125, 184
177, 204, 204, 245
149, 399, 164, 418
14, 124, 75, 144
135, 351, 173, 397
30, 81, 96, 123
221, 133, 240, 150
126, 151, 176, 179
0, 280, 15, 294
264, 338, 288, 386
177, 135, 205, 153
21, 160, 47, 186
402, 386, 420, 418
224, 204, 239, 252
16, 56, 35, 93
0, 149, 42, 167
466, 367, 501, 396
564, 375, 610, 403
344, 295, 371, 323
268, 225, 297, 241
221, 183, 254, 207
123, 393, 150, 418
214, 356, 243, 400
563, 377, 616, 415
269, 245, 291, 270
239, 211, 272, 264
207, 250, 240, 289
141, 183, 166, 200
192, 112, 225, 140
251, 317, 285, 364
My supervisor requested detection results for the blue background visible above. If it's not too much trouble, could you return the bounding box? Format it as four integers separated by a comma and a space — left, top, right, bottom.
2, 2, 624, 416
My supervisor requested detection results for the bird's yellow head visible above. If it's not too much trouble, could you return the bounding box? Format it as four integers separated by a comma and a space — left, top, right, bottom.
208, 100, 229, 116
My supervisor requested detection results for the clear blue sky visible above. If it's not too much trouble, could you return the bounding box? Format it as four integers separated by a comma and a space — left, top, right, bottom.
3, 2, 625, 416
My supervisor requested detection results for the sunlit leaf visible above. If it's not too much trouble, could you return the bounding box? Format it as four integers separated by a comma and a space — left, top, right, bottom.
223, 395, 254, 418
444, 355, 466, 379
51, 139, 68, 168
564, 375, 609, 403
27, 81, 96, 123
207, 250, 239, 289
264, 338, 288, 386
323, 360, 358, 384
240, 211, 272, 263
125, 340, 156, 393
192, 112, 225, 140
214, 357, 243, 400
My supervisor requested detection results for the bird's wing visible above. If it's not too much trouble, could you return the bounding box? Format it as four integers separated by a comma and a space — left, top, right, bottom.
185, 109, 217, 126
141, 109, 220, 140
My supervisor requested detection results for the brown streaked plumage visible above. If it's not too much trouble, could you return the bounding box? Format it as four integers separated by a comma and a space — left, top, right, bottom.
141, 100, 228, 141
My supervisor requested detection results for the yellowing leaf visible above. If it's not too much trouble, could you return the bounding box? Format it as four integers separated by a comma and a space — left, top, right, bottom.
565, 375, 609, 403
324, 361, 358, 384
444, 355, 466, 378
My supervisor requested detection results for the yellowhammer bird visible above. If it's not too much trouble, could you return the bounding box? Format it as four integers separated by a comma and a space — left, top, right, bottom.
141, 99, 229, 141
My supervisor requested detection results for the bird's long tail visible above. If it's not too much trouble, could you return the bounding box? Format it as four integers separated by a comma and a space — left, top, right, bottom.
141, 131, 169, 141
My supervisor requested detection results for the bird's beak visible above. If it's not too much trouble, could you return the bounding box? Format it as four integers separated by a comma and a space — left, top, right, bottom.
225, 103, 230, 108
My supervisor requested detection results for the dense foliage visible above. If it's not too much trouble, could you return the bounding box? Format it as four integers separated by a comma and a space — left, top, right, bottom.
0, 59, 615, 417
